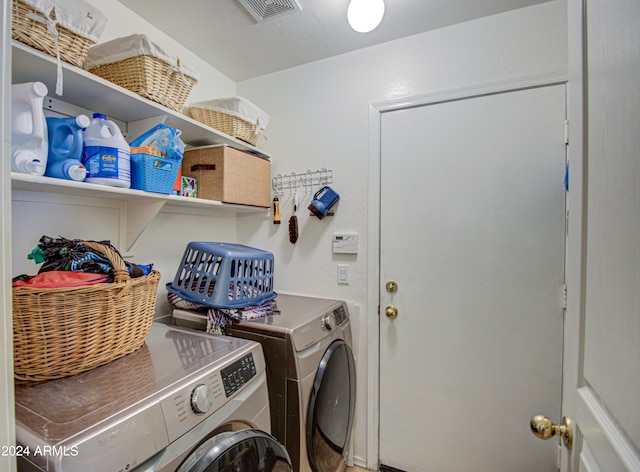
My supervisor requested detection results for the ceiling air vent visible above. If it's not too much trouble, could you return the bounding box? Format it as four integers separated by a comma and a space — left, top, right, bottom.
237, 0, 302, 23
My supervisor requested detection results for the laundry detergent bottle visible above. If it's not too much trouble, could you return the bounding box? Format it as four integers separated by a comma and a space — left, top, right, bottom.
45, 114, 91, 181
82, 113, 131, 188
11, 82, 49, 176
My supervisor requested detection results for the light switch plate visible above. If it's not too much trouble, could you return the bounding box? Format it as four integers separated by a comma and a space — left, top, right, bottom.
338, 264, 350, 284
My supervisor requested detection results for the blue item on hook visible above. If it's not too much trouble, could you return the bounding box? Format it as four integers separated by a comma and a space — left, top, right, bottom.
308, 186, 340, 219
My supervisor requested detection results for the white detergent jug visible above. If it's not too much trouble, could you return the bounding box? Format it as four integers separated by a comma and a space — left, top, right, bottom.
11, 82, 49, 176
82, 113, 131, 188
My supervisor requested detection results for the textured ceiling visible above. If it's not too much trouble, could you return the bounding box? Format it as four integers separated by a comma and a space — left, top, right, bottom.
118, 0, 552, 82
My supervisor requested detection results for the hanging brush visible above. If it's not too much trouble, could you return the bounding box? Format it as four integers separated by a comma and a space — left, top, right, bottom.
289, 191, 299, 244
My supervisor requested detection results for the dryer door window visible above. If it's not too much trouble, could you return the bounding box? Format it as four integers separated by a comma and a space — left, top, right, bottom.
177, 429, 292, 472
306, 339, 356, 472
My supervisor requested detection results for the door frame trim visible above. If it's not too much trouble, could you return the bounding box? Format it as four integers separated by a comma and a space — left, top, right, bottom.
366, 71, 568, 468
1, 0, 16, 470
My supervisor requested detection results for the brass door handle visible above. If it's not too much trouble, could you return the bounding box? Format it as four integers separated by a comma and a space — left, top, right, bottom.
530, 415, 573, 449
385, 306, 398, 319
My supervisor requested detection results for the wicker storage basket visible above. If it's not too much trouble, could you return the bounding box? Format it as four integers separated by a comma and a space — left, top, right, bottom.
11, 0, 107, 68
85, 34, 199, 112
12, 241, 161, 381
188, 97, 270, 146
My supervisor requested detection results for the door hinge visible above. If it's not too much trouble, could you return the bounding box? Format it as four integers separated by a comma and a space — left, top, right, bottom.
562, 284, 567, 310
564, 120, 570, 144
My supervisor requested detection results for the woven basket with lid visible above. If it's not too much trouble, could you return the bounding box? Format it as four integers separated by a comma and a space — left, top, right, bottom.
11, 0, 107, 68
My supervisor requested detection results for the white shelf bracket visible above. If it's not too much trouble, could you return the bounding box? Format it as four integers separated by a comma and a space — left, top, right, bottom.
125, 199, 167, 251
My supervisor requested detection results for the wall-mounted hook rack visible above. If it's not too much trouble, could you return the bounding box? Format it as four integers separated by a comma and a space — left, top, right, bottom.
272, 168, 333, 197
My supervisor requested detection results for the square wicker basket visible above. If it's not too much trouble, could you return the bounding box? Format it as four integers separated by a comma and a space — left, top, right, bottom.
89, 55, 197, 112
189, 107, 260, 146
11, 0, 106, 68
85, 35, 199, 112
188, 97, 270, 146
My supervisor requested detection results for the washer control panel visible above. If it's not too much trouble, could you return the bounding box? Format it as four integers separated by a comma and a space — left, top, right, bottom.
333, 305, 348, 325
221, 353, 257, 397
160, 352, 257, 442
321, 305, 348, 331
274, 296, 350, 352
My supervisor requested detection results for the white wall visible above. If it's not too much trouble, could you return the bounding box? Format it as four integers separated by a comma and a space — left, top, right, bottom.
236, 1, 568, 466
85, 0, 236, 103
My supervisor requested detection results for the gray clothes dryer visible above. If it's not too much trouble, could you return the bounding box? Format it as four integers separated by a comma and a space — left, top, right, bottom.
175, 293, 357, 472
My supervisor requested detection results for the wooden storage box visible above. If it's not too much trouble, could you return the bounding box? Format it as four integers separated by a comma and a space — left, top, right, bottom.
182, 145, 270, 208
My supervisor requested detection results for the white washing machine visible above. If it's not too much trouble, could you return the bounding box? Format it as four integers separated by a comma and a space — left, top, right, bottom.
173, 294, 356, 472
14, 323, 292, 472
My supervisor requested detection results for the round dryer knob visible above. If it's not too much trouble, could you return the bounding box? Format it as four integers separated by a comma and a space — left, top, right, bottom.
321, 314, 336, 331
190, 384, 214, 415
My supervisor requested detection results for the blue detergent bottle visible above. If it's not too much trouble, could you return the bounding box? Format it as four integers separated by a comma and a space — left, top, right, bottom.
45, 115, 91, 181
82, 113, 131, 188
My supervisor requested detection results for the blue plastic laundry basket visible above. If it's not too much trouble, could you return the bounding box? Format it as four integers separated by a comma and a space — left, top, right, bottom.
167, 242, 275, 308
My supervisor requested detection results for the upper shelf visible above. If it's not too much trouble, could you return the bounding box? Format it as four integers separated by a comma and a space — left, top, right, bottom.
11, 173, 263, 213
12, 173, 267, 251
10, 40, 270, 158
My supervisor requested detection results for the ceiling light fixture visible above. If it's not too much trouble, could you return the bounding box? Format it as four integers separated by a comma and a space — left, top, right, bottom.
347, 0, 385, 33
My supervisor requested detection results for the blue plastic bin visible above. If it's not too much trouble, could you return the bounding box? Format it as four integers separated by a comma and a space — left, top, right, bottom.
167, 242, 275, 308
131, 153, 181, 194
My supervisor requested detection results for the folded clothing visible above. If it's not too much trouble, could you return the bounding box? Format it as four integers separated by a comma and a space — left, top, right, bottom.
167, 291, 280, 335
13, 271, 111, 288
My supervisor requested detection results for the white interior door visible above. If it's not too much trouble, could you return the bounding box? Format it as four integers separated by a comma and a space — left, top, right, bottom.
379, 85, 567, 471
562, 0, 640, 470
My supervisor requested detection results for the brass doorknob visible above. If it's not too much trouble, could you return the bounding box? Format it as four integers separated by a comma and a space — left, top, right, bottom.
385, 306, 398, 319
530, 415, 573, 449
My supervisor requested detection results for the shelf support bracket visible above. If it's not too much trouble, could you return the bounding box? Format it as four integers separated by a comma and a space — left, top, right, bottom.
125, 199, 166, 251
